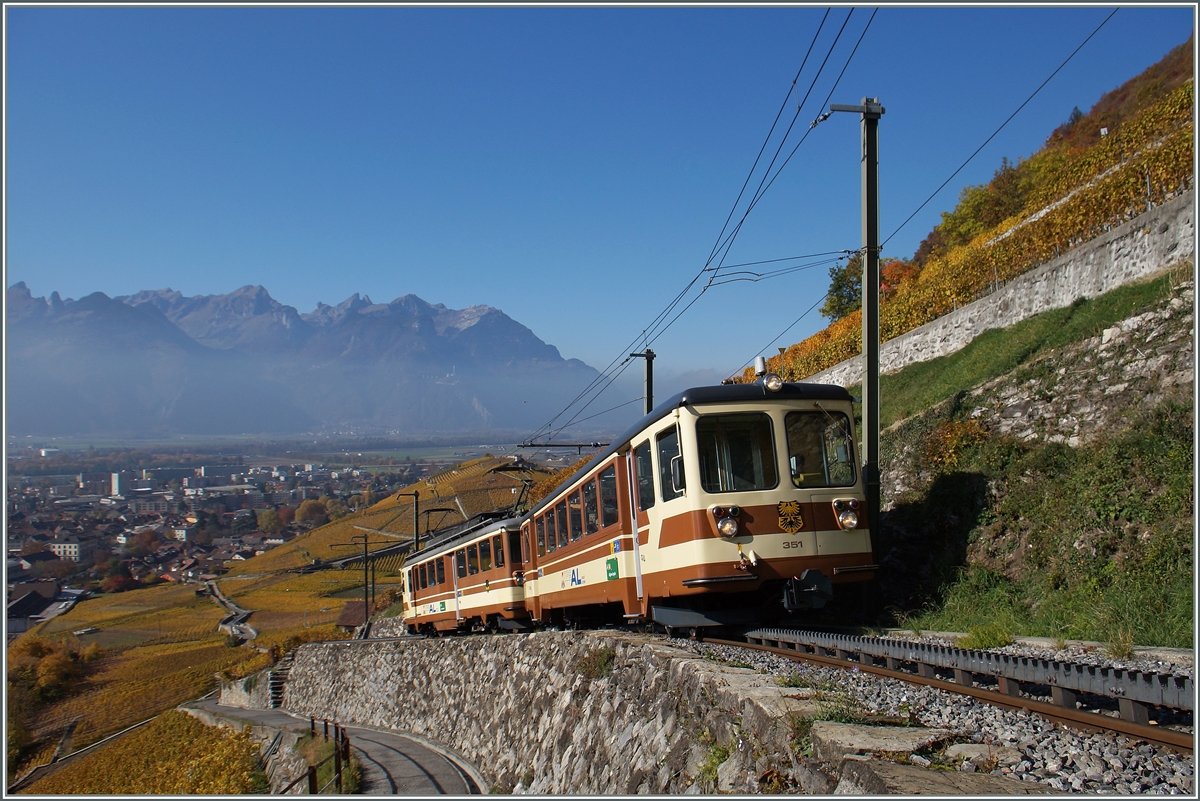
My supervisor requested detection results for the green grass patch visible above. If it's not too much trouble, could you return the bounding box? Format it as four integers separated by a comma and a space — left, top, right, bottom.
575, 645, 617, 679
697, 742, 732, 785
956, 622, 1015, 651
850, 272, 1177, 428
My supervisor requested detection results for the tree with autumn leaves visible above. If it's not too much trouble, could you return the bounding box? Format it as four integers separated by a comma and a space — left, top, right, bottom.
820, 253, 921, 322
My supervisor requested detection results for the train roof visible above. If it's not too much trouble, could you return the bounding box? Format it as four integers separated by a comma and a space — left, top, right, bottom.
527, 381, 853, 519
406, 513, 523, 564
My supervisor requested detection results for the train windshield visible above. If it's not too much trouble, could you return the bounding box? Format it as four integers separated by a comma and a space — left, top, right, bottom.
785, 411, 856, 488
696, 413, 779, 493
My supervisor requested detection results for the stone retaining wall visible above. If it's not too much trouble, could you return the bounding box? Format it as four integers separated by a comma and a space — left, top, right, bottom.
278, 631, 834, 794
808, 191, 1194, 387
218, 671, 272, 709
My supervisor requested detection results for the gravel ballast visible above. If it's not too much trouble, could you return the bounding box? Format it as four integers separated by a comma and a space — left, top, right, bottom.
673, 638, 1194, 795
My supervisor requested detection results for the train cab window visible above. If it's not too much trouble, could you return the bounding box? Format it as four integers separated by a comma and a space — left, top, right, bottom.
599, 466, 619, 527
467, 544, 480, 575
436, 557, 446, 585
493, 535, 505, 568
537, 516, 548, 555
568, 491, 583, 541
786, 411, 856, 488
509, 530, 522, 565
480, 539, 493, 572
697, 412, 779, 492
583, 480, 599, 534
657, 427, 684, 501
634, 443, 655, 510
456, 549, 467, 579
555, 501, 569, 548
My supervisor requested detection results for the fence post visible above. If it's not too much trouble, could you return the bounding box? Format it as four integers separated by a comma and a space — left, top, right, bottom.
310, 716, 315, 736
307, 765, 317, 794
334, 745, 343, 793
323, 719, 329, 740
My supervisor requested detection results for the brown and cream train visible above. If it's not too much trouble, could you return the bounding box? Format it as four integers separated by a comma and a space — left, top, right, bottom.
401, 380, 877, 634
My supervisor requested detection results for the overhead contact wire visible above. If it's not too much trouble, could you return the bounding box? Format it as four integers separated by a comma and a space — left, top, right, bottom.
881, 7, 1118, 247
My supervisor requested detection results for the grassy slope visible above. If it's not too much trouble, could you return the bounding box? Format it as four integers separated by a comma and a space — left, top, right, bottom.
868, 270, 1193, 647
848, 269, 1183, 427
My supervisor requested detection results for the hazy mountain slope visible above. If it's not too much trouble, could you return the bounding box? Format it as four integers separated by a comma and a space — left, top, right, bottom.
7, 283, 606, 436
6, 284, 317, 436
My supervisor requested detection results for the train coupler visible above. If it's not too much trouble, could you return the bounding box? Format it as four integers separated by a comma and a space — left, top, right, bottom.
782, 569, 833, 611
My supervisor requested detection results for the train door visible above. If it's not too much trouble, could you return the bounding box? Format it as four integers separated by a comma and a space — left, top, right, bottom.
628, 438, 657, 613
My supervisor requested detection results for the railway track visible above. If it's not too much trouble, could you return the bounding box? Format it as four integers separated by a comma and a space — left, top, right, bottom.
703, 628, 1193, 754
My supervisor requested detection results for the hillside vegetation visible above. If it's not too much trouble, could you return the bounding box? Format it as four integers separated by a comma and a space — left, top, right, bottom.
870, 270, 1193, 648
21, 710, 264, 794
748, 37, 1193, 382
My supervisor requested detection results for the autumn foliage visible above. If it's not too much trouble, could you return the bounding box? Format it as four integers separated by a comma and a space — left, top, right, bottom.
23, 710, 265, 794
747, 71, 1193, 384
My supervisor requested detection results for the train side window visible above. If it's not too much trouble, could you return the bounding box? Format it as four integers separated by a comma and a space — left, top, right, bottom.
657, 426, 684, 501
599, 466, 619, 527
467, 544, 480, 575
509, 530, 522, 565
555, 501, 569, 548
569, 491, 583, 541
634, 442, 655, 510
545, 512, 557, 553
493, 535, 505, 568
419, 563, 428, 590
408, 568, 415, 594
583, 480, 599, 534
480, 539, 493, 572
436, 557, 445, 585
456, 549, 467, 579
537, 516, 547, 555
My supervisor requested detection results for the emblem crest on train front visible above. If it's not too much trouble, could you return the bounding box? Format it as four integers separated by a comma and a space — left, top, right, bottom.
777, 501, 804, 533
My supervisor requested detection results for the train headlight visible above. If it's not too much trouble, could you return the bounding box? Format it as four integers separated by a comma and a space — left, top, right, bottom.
838, 510, 859, 530
763, 373, 784, 392
717, 516, 739, 537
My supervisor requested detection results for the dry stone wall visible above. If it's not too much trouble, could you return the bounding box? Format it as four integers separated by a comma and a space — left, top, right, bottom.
808, 191, 1194, 387
280, 631, 836, 794
219, 671, 272, 709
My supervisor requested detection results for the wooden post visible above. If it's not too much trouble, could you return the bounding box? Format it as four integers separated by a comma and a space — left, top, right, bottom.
323, 719, 329, 740
310, 716, 315, 735
334, 745, 343, 792
307, 766, 317, 794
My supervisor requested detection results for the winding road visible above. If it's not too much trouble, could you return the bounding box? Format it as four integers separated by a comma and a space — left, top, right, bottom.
187, 699, 480, 795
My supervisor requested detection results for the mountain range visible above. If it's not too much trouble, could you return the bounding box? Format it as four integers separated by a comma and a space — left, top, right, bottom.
6, 283, 604, 437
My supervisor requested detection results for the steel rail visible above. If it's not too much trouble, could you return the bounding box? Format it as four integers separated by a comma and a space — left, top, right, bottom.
703, 637, 1193, 755
744, 627, 1194, 711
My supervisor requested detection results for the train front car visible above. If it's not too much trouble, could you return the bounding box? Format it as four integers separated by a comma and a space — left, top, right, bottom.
637, 382, 877, 631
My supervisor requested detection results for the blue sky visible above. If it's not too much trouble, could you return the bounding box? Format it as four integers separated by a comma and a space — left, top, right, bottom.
6, 5, 1195, 397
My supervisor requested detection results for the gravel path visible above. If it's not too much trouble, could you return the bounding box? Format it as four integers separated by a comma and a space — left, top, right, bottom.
672, 638, 1194, 795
